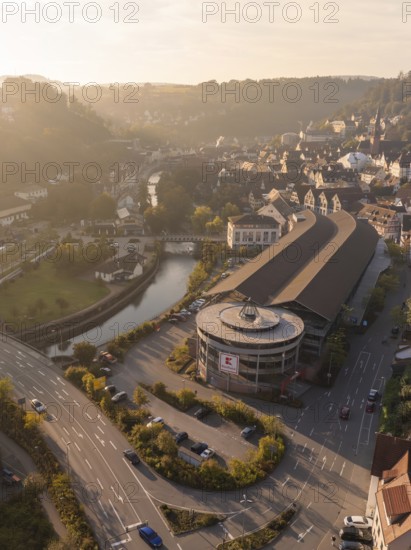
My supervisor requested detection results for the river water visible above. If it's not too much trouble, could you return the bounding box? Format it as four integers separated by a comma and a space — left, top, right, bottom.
45, 245, 196, 357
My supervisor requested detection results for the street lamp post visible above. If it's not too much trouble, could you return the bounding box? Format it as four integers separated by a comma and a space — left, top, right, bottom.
327, 353, 333, 386
240, 493, 253, 548
66, 442, 71, 476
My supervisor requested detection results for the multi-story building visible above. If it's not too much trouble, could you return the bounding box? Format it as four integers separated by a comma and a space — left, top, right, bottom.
227, 213, 280, 249
357, 204, 401, 240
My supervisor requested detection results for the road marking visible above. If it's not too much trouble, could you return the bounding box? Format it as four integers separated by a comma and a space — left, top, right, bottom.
97, 478, 104, 491
97, 425, 104, 434
340, 461, 346, 476
309, 427, 314, 436
85, 459, 92, 470
100, 418, 106, 426
282, 477, 289, 487
6, 371, 13, 378
302, 443, 306, 453
110, 485, 124, 503
177, 544, 183, 550
56, 377, 66, 385
29, 390, 35, 397
32, 386, 43, 395
355, 388, 358, 394
72, 427, 83, 438
297, 525, 313, 542
50, 380, 57, 386
38, 370, 45, 376
62, 389, 69, 396
307, 502, 312, 509
108, 499, 128, 531
27, 362, 34, 367
321, 457, 326, 470
85, 413, 92, 420
359, 377, 363, 383
345, 425, 348, 432
74, 442, 81, 452
110, 441, 117, 450
95, 434, 105, 447
73, 400, 80, 407
17, 381, 25, 387
4, 349, 10, 354
97, 499, 108, 518
63, 427, 69, 436
294, 460, 299, 470
111, 541, 128, 548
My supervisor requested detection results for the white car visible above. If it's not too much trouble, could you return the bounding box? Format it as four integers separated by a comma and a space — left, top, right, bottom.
179, 309, 191, 316
31, 399, 47, 413
200, 448, 215, 460
343, 516, 373, 529
147, 417, 165, 428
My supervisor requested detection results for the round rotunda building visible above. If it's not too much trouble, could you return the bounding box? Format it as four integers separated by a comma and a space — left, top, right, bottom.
196, 300, 304, 393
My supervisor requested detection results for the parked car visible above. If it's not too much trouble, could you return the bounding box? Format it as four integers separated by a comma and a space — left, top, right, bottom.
31, 399, 47, 413
221, 272, 229, 279
339, 406, 350, 420
174, 431, 188, 444
99, 351, 117, 364
168, 318, 179, 323
2, 467, 21, 485
365, 401, 375, 413
171, 314, 186, 322
194, 407, 211, 420
138, 525, 163, 548
111, 391, 127, 403
147, 417, 164, 427
343, 516, 373, 530
200, 448, 215, 460
104, 385, 116, 395
241, 425, 257, 438
339, 526, 372, 543
179, 309, 191, 316
338, 542, 370, 550
123, 449, 140, 465
191, 442, 208, 455
367, 389, 379, 402
127, 244, 136, 252
100, 367, 112, 375
391, 325, 400, 336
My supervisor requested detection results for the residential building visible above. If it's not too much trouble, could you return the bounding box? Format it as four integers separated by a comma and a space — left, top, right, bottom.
14, 185, 48, 202
0, 197, 31, 226
357, 204, 401, 240
95, 251, 146, 283
391, 152, 411, 182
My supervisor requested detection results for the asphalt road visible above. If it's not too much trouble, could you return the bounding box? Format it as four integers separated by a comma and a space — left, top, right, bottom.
1, 265, 407, 549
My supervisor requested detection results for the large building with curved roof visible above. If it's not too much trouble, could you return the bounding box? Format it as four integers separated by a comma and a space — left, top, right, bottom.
205, 209, 379, 356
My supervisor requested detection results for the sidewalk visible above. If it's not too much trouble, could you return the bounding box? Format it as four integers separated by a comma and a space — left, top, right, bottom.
0, 431, 68, 540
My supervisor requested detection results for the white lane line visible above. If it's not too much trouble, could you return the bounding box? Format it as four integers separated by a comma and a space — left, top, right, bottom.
6, 371, 13, 378
4, 349, 10, 354
97, 425, 104, 434
340, 461, 346, 476
100, 418, 106, 426
97, 478, 104, 491
56, 377, 66, 385
302, 443, 307, 453
27, 362, 34, 367
74, 442, 81, 452
282, 476, 289, 487
32, 386, 43, 395
294, 460, 299, 470
98, 499, 108, 519
63, 427, 70, 436
29, 390, 35, 397
309, 427, 314, 436
50, 380, 57, 386
62, 389, 69, 396
17, 381, 25, 388
307, 502, 312, 509
110, 441, 117, 450
85, 459, 92, 470
38, 370, 45, 376
108, 499, 128, 531
73, 400, 80, 407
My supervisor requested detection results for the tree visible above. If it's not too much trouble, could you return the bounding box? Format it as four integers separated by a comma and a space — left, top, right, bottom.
156, 431, 178, 456
379, 273, 399, 293
72, 342, 97, 366
133, 386, 150, 407
205, 216, 224, 235
221, 202, 240, 222
191, 206, 213, 234
137, 181, 151, 213
391, 305, 408, 327
0, 377, 13, 401
90, 193, 116, 220
144, 204, 168, 234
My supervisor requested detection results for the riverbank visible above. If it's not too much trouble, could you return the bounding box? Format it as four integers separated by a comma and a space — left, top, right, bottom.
8, 249, 161, 349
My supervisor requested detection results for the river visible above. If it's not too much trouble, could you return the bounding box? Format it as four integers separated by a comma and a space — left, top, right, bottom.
45, 243, 196, 357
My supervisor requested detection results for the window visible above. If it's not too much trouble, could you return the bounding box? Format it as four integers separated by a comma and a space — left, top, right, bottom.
263, 231, 269, 242
256, 231, 261, 242
235, 232, 240, 242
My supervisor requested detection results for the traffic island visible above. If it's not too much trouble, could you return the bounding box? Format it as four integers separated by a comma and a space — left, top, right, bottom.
216, 504, 297, 550
159, 504, 225, 535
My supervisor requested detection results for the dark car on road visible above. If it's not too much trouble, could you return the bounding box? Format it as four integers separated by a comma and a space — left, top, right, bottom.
241, 425, 256, 438
123, 449, 140, 465
138, 525, 163, 548
191, 442, 208, 455
367, 389, 379, 402
194, 407, 211, 420
339, 406, 350, 420
338, 542, 371, 550
104, 385, 116, 395
174, 431, 188, 444
365, 401, 375, 413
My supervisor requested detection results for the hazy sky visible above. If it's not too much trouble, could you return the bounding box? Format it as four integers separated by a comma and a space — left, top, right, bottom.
1, 0, 410, 83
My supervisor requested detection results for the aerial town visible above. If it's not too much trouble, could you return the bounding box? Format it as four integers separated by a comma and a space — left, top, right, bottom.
2, 5, 411, 550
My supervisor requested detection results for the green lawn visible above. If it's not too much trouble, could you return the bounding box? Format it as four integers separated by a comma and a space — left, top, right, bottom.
0, 262, 109, 326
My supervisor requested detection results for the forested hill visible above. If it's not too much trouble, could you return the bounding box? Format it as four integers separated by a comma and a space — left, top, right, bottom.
328, 72, 411, 141
0, 77, 112, 169
89, 77, 375, 144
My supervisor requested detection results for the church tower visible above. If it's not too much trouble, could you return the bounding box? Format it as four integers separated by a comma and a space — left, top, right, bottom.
370, 106, 381, 155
